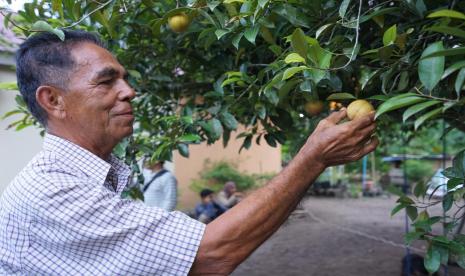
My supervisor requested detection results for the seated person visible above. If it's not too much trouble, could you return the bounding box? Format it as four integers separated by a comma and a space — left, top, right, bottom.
216, 181, 243, 208
195, 189, 227, 224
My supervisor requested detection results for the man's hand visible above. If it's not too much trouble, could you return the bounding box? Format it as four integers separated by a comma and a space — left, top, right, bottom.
300, 108, 378, 167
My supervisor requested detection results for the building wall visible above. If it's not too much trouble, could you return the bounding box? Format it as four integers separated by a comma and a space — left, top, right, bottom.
173, 127, 282, 209
0, 66, 43, 194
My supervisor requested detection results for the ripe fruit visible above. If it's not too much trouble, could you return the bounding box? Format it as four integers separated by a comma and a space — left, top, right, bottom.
304, 100, 324, 116
329, 101, 338, 111
168, 13, 190, 33
347, 100, 374, 120
194, 95, 205, 105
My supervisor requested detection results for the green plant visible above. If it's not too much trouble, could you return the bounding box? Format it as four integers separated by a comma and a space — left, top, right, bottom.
190, 160, 256, 192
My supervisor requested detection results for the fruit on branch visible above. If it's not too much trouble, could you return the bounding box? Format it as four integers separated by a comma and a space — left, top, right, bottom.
168, 13, 190, 33
304, 100, 324, 116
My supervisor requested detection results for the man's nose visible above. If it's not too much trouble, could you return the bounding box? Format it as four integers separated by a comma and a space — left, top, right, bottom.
118, 80, 136, 101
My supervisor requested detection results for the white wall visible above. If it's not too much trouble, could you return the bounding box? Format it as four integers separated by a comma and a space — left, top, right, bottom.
0, 67, 43, 194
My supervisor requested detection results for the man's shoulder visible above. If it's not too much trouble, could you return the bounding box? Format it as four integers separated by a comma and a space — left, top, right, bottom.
8, 151, 87, 195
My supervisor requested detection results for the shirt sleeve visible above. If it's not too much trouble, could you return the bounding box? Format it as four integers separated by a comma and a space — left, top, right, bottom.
28, 181, 205, 276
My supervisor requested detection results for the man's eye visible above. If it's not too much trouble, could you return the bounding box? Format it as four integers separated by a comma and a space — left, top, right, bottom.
99, 79, 114, 85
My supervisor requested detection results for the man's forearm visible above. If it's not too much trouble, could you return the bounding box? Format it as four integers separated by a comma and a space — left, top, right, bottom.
190, 110, 378, 275
190, 148, 325, 275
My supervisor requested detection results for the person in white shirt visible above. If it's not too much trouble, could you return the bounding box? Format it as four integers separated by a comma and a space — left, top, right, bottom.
142, 160, 177, 211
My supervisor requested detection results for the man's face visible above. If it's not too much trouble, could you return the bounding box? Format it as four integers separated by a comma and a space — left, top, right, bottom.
62, 43, 135, 149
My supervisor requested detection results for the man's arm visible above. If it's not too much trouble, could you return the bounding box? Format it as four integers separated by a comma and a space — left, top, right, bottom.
190, 109, 378, 275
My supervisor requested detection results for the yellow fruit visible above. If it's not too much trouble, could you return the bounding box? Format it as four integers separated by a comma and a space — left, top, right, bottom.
168, 13, 190, 33
347, 100, 374, 120
329, 101, 338, 111
304, 100, 324, 116
194, 95, 205, 105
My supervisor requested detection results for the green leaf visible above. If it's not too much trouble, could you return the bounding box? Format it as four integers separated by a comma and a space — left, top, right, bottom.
339, 0, 351, 18
291, 28, 309, 63
127, 70, 141, 79
413, 182, 426, 198
383, 24, 397, 46
375, 96, 425, 119
442, 61, 465, 80
282, 66, 307, 80
406, 206, 418, 221
177, 143, 189, 158
455, 68, 465, 97
258, 0, 269, 8
427, 9, 465, 20
232, 32, 243, 49
391, 203, 406, 216
422, 46, 465, 59
284, 53, 306, 64
0, 82, 18, 90
219, 112, 238, 130
367, 95, 389, 101
179, 134, 200, 143
1, 110, 22, 120
215, 29, 229, 40
419, 42, 445, 91
424, 246, 441, 273
427, 26, 465, 39
244, 24, 260, 44
31, 20, 54, 32
269, 45, 282, 56
239, 135, 252, 153
443, 193, 453, 212
402, 100, 441, 122
31, 20, 65, 41
414, 107, 442, 130
264, 133, 277, 147
405, 231, 423, 245
326, 93, 356, 100
209, 118, 223, 140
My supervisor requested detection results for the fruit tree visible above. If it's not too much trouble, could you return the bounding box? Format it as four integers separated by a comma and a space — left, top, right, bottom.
1, 0, 465, 273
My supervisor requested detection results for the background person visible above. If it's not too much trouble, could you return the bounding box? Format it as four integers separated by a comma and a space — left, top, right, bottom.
195, 189, 227, 224
142, 159, 177, 211
216, 181, 242, 208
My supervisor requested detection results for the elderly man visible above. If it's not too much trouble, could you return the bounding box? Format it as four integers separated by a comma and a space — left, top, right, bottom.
0, 31, 378, 275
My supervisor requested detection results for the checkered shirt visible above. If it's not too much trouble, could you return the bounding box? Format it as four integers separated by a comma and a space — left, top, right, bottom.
0, 134, 205, 275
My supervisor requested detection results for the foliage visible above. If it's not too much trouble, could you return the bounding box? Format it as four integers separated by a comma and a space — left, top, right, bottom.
1, 0, 465, 273
189, 160, 256, 192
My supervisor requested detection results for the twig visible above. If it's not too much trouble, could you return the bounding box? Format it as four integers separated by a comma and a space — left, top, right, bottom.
0, 10, 29, 32
62, 0, 114, 29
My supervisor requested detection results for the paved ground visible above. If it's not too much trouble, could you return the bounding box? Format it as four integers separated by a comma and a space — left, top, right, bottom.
232, 197, 464, 276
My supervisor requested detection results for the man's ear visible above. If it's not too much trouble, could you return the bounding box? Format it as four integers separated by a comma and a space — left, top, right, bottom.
36, 86, 66, 120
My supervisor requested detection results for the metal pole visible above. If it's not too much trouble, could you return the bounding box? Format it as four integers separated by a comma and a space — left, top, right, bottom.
442, 120, 449, 276
362, 155, 367, 192
402, 132, 411, 276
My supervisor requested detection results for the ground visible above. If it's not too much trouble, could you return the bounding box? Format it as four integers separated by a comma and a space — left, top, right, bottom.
232, 197, 464, 276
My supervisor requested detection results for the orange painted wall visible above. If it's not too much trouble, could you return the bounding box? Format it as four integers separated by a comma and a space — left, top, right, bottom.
173, 127, 282, 209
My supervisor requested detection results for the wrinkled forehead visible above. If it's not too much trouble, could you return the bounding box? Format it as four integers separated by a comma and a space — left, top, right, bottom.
70, 42, 124, 76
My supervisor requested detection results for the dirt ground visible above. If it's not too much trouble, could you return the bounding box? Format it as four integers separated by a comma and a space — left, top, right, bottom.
231, 197, 464, 276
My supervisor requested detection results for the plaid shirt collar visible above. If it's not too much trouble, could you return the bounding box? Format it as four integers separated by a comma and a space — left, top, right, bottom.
43, 133, 131, 193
